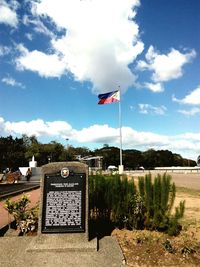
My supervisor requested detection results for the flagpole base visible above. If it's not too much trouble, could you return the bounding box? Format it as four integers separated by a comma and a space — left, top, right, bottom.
118, 165, 124, 175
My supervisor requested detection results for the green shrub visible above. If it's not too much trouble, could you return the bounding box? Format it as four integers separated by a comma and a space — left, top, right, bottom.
89, 173, 185, 236
4, 194, 39, 234
138, 173, 185, 235
89, 174, 136, 228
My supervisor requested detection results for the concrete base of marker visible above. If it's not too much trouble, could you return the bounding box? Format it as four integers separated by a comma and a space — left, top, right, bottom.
26, 234, 98, 252
118, 165, 124, 175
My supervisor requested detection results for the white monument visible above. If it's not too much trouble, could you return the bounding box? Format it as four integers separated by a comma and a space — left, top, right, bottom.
19, 155, 41, 180
29, 155, 37, 168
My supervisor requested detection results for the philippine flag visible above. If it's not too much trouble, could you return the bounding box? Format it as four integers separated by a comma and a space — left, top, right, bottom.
98, 90, 120, 104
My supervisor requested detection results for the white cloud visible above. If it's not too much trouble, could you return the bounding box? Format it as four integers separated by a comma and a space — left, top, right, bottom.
4, 119, 74, 138
17, 0, 144, 93
0, 117, 7, 136
0, 45, 11, 56
138, 104, 167, 115
25, 33, 33, 41
0, 0, 18, 28
73, 124, 119, 143
16, 44, 66, 78
33, 20, 56, 38
1, 116, 200, 160
178, 107, 200, 117
2, 76, 25, 89
22, 15, 56, 38
144, 82, 164, 93
122, 126, 169, 147
137, 45, 196, 82
9, 0, 20, 11
180, 133, 200, 142
173, 86, 200, 105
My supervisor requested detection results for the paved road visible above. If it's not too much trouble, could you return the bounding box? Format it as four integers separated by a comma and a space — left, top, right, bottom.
167, 172, 200, 190
127, 171, 200, 190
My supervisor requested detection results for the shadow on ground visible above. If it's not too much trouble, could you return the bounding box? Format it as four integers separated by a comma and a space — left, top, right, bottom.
89, 218, 115, 241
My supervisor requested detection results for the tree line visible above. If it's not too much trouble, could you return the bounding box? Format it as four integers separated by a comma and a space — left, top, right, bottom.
0, 135, 196, 172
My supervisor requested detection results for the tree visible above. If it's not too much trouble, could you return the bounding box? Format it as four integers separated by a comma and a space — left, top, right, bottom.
123, 149, 144, 170
143, 149, 158, 169
0, 135, 196, 170
94, 146, 120, 169
156, 150, 174, 167
22, 134, 38, 147
0, 136, 26, 171
24, 136, 41, 165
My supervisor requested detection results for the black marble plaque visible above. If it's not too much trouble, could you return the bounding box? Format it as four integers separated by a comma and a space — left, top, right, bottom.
42, 172, 86, 233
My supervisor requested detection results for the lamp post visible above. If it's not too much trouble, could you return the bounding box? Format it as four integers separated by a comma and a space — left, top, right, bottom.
66, 138, 69, 148
65, 138, 70, 161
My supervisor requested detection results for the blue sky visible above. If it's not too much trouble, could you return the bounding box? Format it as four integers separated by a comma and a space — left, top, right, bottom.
0, 0, 200, 160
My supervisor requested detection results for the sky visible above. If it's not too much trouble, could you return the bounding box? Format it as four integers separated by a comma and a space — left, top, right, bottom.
0, 0, 200, 161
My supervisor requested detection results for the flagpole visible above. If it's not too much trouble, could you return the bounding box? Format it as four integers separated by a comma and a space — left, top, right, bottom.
118, 86, 123, 174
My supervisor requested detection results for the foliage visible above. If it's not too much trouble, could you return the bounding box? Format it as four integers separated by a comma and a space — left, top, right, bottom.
89, 173, 185, 236
123, 149, 144, 170
94, 146, 120, 169
0, 135, 26, 171
24, 137, 67, 165
180, 245, 196, 255
94, 146, 196, 170
89, 174, 136, 228
162, 239, 175, 253
4, 194, 39, 234
138, 174, 185, 235
0, 135, 196, 171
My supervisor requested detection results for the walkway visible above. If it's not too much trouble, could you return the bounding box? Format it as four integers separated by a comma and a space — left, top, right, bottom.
0, 188, 125, 266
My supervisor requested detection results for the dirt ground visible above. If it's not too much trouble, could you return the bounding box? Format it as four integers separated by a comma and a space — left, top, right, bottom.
112, 172, 200, 266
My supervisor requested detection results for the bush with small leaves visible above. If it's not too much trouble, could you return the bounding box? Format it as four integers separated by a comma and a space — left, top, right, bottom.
4, 194, 38, 234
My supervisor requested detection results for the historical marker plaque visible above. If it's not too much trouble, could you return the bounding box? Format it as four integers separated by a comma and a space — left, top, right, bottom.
42, 172, 86, 233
